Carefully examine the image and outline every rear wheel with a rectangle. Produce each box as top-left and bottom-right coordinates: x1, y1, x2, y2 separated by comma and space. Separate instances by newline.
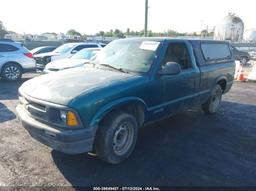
202, 85, 222, 114
95, 111, 138, 164
1, 63, 22, 81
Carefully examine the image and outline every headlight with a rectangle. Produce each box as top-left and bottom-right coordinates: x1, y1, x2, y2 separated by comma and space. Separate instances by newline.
60, 110, 67, 123
59, 110, 79, 127
45, 56, 51, 63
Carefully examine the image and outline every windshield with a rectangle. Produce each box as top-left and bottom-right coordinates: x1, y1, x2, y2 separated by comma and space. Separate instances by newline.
72, 49, 99, 59
93, 39, 159, 73
53, 43, 76, 54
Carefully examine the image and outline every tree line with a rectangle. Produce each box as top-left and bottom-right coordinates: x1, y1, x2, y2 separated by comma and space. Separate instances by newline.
0, 20, 213, 39
0, 21, 7, 38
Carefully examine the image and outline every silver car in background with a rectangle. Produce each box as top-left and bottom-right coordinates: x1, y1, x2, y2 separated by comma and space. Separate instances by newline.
0, 39, 35, 81
44, 48, 101, 73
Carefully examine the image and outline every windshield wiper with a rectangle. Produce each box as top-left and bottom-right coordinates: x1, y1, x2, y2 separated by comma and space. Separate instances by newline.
98, 64, 128, 73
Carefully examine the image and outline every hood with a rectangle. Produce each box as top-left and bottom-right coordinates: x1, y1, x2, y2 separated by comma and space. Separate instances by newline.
34, 51, 60, 58
46, 58, 88, 70
19, 67, 136, 105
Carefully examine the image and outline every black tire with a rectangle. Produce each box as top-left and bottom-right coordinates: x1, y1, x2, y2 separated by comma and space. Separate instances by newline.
202, 84, 222, 115
95, 111, 138, 164
1, 63, 22, 82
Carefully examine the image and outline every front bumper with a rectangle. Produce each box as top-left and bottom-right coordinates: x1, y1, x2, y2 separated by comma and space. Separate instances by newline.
21, 59, 36, 72
16, 104, 96, 154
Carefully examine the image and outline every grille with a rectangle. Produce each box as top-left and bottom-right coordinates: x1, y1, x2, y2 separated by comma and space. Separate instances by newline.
35, 56, 51, 65
19, 94, 63, 126
34, 57, 45, 64
20, 95, 48, 121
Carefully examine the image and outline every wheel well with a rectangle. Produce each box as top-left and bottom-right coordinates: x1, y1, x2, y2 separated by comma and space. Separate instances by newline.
100, 103, 145, 127
217, 79, 226, 92
1, 62, 23, 73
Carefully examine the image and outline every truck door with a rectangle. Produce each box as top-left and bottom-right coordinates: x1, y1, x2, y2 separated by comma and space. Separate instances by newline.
156, 42, 200, 115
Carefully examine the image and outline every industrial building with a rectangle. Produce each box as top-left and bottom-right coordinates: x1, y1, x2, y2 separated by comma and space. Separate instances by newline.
214, 13, 244, 42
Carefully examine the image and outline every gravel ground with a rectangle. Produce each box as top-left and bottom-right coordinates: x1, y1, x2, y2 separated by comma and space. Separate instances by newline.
0, 74, 256, 187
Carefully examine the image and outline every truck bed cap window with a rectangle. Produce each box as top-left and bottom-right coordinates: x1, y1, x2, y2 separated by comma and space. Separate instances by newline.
201, 43, 231, 61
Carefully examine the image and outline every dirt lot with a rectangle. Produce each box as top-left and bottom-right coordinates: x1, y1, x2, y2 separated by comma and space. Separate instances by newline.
0, 74, 256, 187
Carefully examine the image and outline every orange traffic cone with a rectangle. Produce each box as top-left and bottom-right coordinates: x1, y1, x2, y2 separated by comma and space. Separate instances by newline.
236, 65, 246, 82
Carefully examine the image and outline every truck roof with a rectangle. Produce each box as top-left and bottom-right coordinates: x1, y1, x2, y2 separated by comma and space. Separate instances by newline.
116, 37, 233, 67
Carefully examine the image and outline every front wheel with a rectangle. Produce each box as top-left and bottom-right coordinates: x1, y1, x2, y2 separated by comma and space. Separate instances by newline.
1, 63, 22, 81
202, 85, 222, 115
95, 111, 138, 164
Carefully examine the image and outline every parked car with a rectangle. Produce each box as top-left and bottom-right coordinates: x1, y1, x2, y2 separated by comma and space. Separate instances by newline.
230, 45, 250, 64
248, 51, 256, 60
34, 43, 104, 70
43, 48, 101, 73
0, 40, 35, 81
17, 38, 235, 164
31, 46, 57, 55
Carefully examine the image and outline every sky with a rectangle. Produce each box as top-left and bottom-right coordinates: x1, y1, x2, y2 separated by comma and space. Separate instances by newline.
0, 0, 255, 35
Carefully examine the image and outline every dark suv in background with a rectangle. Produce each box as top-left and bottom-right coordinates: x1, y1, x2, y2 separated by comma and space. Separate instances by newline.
230, 45, 250, 65
31, 46, 57, 56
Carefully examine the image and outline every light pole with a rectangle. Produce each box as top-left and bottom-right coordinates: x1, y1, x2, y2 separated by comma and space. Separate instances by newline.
144, 0, 148, 37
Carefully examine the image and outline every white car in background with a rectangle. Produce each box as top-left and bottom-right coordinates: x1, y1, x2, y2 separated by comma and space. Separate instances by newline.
248, 64, 256, 81
34, 42, 105, 70
43, 48, 101, 73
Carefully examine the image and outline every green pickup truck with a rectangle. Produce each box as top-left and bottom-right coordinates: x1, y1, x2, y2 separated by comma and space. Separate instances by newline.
17, 38, 235, 164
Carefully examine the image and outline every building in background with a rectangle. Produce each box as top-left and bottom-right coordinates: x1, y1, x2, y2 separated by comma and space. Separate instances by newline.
4, 32, 25, 41
41, 33, 58, 41
214, 13, 244, 42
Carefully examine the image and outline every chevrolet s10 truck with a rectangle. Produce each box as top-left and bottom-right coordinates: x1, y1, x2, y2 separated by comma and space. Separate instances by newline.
17, 38, 235, 164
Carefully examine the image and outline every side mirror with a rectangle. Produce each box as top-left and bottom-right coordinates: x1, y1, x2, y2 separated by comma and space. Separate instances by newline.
71, 50, 78, 54
158, 62, 181, 75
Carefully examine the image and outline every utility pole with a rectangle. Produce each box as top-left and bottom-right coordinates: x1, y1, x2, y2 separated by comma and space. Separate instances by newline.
144, 0, 148, 37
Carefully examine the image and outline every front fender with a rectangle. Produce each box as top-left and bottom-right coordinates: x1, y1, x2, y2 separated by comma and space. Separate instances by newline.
90, 97, 148, 127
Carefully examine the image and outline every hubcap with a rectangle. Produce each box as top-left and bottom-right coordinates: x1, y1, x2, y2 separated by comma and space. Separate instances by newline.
113, 122, 134, 156
4, 66, 20, 80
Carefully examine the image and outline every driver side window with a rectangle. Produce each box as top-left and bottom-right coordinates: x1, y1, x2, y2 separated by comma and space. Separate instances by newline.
162, 43, 192, 70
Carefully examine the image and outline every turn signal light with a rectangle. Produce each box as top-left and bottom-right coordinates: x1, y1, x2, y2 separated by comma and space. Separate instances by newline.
67, 111, 79, 127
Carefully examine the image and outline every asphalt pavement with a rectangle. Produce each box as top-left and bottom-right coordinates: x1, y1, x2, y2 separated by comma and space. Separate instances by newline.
0, 75, 256, 187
